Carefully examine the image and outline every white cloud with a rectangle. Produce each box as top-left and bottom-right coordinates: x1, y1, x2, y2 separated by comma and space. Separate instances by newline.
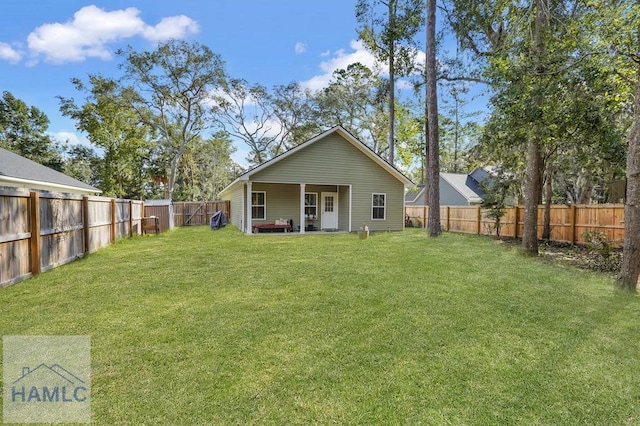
245, 119, 283, 139
294, 42, 307, 54
0, 42, 22, 64
300, 40, 380, 92
50, 131, 91, 147
143, 15, 199, 42
26, 5, 198, 64
301, 41, 430, 93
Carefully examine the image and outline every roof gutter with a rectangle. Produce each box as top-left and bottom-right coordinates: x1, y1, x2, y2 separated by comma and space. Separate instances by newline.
0, 176, 102, 195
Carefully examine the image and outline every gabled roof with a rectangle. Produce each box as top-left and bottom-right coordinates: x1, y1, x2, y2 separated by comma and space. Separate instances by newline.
405, 185, 425, 203
220, 126, 413, 195
440, 172, 484, 204
0, 147, 100, 194
406, 172, 485, 206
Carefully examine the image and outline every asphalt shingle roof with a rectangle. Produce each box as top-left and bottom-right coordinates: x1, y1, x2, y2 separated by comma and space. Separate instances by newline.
440, 172, 484, 203
0, 147, 99, 193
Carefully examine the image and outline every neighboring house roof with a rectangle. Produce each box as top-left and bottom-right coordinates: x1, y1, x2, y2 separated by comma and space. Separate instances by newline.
469, 166, 493, 183
407, 171, 486, 206
0, 147, 100, 195
440, 172, 484, 204
220, 126, 413, 196
404, 185, 425, 204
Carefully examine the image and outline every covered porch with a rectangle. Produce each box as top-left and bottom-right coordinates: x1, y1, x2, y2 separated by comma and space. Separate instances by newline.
241, 182, 352, 234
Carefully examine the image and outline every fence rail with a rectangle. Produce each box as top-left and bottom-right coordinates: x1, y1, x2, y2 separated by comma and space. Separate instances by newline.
1, 191, 232, 288
0, 188, 143, 287
173, 201, 230, 227
405, 204, 625, 246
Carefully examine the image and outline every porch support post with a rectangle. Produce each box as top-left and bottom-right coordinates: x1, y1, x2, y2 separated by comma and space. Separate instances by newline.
348, 185, 353, 232
246, 181, 253, 234
299, 183, 306, 234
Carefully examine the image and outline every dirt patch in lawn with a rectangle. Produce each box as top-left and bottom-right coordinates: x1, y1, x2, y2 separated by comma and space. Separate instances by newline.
497, 238, 623, 276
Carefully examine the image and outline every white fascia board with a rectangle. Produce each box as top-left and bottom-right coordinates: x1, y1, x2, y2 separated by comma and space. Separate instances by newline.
0, 176, 101, 195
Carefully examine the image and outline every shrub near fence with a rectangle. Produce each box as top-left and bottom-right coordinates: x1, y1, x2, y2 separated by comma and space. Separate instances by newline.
0, 187, 143, 287
406, 204, 625, 246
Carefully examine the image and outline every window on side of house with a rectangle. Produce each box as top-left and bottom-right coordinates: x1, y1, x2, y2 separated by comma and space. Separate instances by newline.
252, 191, 266, 220
305, 193, 318, 219
372, 193, 386, 220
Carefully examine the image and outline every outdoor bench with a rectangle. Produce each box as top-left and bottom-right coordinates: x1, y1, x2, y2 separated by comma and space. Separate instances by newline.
252, 223, 292, 233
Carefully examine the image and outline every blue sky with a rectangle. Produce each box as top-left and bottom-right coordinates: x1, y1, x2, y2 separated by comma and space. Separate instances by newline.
0, 1, 485, 165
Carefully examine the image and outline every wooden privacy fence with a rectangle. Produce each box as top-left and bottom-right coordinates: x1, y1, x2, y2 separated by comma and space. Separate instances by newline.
173, 201, 230, 227
1, 192, 232, 287
0, 188, 143, 287
406, 204, 625, 246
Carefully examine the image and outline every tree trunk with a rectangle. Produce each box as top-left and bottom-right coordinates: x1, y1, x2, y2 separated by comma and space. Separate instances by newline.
522, 138, 542, 253
617, 66, 640, 291
522, 0, 548, 255
576, 168, 593, 204
425, 0, 441, 237
388, 0, 395, 165
168, 155, 179, 200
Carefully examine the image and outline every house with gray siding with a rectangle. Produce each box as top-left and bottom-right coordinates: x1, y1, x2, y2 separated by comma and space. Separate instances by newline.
405, 170, 486, 207
219, 126, 413, 234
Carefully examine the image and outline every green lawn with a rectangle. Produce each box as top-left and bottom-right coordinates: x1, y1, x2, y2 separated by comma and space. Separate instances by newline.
2, 226, 640, 425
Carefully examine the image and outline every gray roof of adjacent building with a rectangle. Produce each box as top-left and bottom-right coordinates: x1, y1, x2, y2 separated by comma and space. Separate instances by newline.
406, 171, 486, 206
0, 147, 100, 194
440, 172, 484, 204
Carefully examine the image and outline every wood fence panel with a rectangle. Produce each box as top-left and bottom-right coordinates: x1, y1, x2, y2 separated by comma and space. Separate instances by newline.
115, 199, 131, 239
0, 189, 31, 285
86, 197, 113, 253
405, 206, 426, 227
173, 205, 183, 227
39, 194, 83, 234
174, 202, 200, 226
0, 189, 29, 237
131, 201, 143, 235
574, 205, 625, 245
206, 201, 230, 225
143, 205, 172, 232
410, 204, 626, 247
447, 206, 480, 234
38, 194, 85, 272
0, 239, 30, 286
545, 206, 567, 242
0, 188, 146, 287
173, 201, 230, 227
496, 207, 517, 238
40, 230, 84, 272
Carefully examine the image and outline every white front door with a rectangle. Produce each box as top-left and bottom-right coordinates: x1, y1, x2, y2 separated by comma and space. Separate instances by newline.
321, 192, 338, 230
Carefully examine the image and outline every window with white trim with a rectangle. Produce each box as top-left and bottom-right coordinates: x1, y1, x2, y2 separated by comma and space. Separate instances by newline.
251, 191, 266, 220
372, 193, 386, 220
305, 193, 318, 219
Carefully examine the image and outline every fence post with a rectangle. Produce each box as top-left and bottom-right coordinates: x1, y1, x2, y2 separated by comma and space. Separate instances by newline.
513, 206, 519, 239
129, 200, 133, 237
29, 191, 41, 276
423, 206, 427, 228
477, 206, 482, 235
111, 199, 117, 243
570, 204, 577, 244
83, 196, 90, 254
446, 206, 450, 231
